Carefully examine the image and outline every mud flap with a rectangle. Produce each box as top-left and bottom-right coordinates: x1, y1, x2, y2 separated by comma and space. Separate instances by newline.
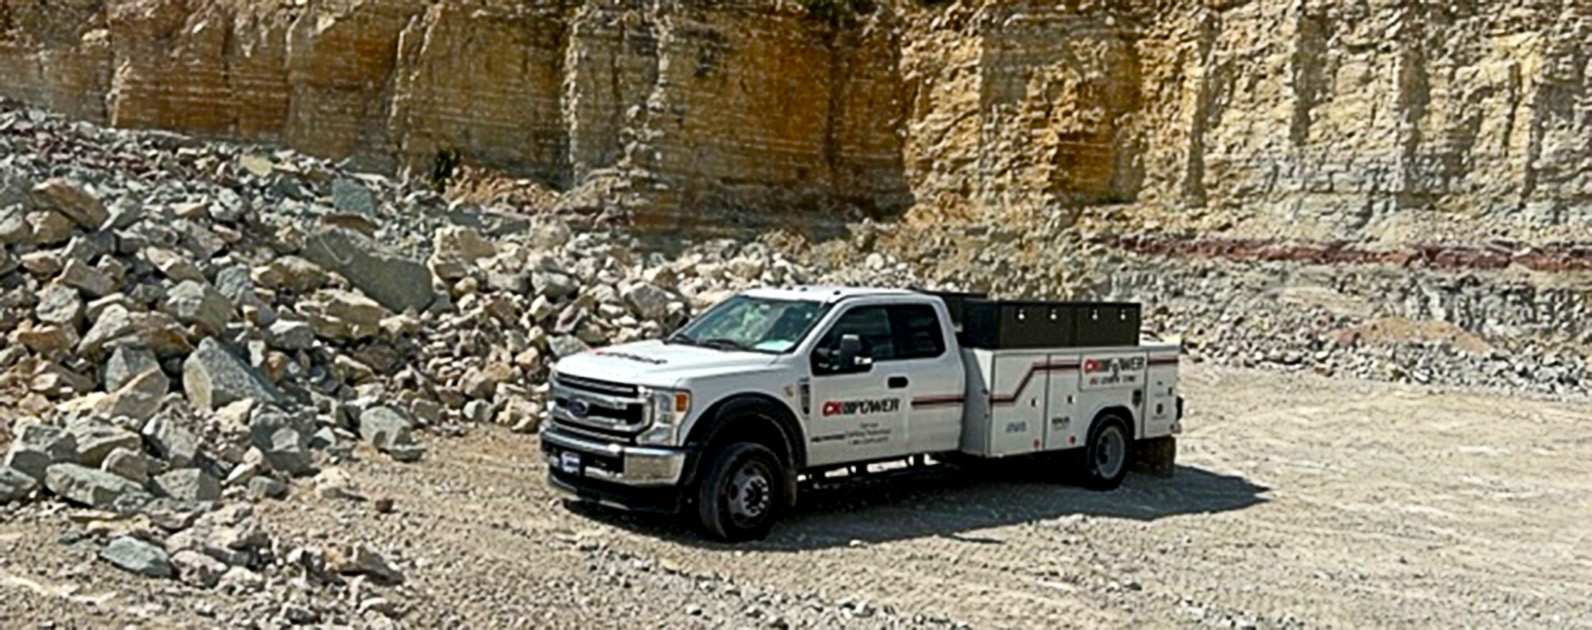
1129, 436, 1176, 477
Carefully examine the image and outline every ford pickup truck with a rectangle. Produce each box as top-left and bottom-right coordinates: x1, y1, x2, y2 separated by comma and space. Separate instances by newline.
541, 286, 1182, 541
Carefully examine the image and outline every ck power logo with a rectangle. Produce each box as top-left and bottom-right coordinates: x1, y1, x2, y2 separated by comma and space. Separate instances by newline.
821, 398, 901, 417
1082, 355, 1146, 390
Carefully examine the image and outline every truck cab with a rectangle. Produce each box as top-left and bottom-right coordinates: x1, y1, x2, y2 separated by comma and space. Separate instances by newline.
541, 286, 1180, 541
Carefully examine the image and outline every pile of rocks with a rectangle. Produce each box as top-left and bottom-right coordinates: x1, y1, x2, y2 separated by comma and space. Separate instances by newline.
0, 100, 860, 520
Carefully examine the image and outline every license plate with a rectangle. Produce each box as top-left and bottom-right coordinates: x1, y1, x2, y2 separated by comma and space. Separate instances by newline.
559, 451, 581, 475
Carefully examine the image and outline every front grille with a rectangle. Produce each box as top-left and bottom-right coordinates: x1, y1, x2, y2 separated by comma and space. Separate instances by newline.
550, 371, 648, 435
552, 396, 645, 424
549, 418, 637, 444
554, 373, 639, 397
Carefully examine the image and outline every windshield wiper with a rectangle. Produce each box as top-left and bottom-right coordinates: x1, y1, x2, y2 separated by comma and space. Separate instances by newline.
663, 333, 695, 346
698, 338, 749, 352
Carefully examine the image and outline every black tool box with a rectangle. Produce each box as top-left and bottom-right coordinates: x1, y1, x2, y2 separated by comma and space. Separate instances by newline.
919, 297, 1136, 350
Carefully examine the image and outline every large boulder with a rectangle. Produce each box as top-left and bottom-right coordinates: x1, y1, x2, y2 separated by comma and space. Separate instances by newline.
152, 469, 220, 503
100, 536, 173, 579
81, 307, 193, 358
3, 423, 76, 483
622, 282, 674, 321
141, 413, 199, 467
249, 408, 315, 476
29, 179, 108, 229
264, 320, 314, 350
357, 406, 413, 450
27, 210, 74, 245
0, 468, 37, 503
15, 323, 78, 356
429, 226, 497, 280
182, 338, 281, 410
67, 420, 142, 467
0, 205, 32, 245
104, 345, 159, 392
28, 361, 94, 396
145, 247, 203, 282
251, 256, 329, 294
35, 283, 83, 328
79, 305, 134, 356
296, 290, 387, 341
101, 448, 149, 483
93, 368, 168, 423
59, 259, 114, 297
460, 363, 515, 400
302, 227, 433, 313
213, 265, 254, 303
331, 178, 376, 215
358, 406, 424, 462
162, 281, 233, 335
45, 463, 150, 509
172, 549, 227, 588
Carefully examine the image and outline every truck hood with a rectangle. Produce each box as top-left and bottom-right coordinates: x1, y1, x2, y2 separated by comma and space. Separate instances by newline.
552, 340, 777, 388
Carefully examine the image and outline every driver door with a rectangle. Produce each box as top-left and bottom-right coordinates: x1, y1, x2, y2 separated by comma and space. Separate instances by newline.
805, 304, 909, 466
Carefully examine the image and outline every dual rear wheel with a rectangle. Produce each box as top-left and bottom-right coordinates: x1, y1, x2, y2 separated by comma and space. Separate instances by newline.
1080, 414, 1131, 490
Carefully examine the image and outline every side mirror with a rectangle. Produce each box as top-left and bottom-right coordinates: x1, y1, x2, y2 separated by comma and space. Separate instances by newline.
837, 334, 871, 371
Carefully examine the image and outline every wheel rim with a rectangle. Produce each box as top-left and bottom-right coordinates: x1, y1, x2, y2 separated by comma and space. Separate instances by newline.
724, 459, 773, 527
1093, 424, 1126, 479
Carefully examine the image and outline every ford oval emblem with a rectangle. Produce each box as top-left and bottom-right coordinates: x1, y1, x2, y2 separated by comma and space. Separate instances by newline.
569, 399, 591, 418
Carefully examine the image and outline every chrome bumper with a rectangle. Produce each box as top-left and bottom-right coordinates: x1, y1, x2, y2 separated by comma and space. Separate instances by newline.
540, 428, 687, 487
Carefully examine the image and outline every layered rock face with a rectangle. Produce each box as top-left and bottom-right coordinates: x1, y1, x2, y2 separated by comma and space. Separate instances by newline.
2, 0, 1590, 235
0, 0, 909, 226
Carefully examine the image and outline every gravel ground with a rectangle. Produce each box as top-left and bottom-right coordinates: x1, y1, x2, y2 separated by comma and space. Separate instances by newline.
4, 363, 1590, 629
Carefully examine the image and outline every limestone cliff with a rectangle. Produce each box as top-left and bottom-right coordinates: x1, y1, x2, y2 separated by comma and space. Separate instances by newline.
2, 0, 1590, 236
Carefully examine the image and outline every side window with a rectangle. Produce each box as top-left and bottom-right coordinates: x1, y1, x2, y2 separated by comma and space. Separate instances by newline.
814, 306, 895, 363
889, 305, 945, 359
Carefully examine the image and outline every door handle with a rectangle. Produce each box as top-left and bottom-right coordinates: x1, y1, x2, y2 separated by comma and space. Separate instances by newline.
887, 376, 909, 389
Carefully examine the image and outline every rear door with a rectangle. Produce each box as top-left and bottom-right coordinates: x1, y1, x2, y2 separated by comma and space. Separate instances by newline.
805, 304, 909, 466
889, 303, 964, 454
1043, 352, 1082, 450
987, 351, 1047, 457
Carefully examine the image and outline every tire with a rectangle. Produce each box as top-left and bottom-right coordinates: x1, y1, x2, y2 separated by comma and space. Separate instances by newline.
1080, 415, 1131, 490
695, 442, 785, 542
1129, 436, 1177, 477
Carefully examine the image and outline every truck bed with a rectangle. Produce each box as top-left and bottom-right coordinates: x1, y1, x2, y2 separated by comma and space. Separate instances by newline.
960, 341, 1181, 458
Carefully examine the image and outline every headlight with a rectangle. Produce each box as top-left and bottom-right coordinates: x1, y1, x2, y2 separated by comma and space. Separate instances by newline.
636, 387, 690, 446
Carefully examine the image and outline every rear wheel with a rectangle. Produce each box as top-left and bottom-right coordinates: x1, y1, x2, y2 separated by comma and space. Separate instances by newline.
695, 442, 784, 542
1080, 415, 1130, 490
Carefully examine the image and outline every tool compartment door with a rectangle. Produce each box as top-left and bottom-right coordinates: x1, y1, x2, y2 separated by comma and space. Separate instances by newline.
1077, 351, 1149, 436
1143, 348, 1179, 438
1042, 353, 1082, 451
986, 352, 1046, 457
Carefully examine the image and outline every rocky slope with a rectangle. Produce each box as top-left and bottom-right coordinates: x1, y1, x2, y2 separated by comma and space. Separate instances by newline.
3, 0, 1590, 236
0, 97, 920, 618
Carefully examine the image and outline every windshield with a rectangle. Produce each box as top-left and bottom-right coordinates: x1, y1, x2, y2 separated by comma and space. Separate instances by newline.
667, 295, 829, 354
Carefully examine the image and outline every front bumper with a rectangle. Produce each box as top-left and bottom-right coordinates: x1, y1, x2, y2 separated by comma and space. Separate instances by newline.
540, 426, 694, 513
546, 469, 685, 514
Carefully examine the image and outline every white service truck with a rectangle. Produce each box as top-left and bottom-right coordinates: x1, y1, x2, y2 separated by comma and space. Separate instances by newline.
540, 287, 1184, 541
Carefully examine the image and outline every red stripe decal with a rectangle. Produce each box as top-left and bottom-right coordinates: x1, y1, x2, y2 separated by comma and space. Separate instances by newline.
911, 394, 966, 408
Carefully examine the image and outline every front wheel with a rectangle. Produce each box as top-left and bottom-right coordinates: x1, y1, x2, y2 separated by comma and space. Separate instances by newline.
1080, 416, 1131, 490
695, 442, 784, 542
